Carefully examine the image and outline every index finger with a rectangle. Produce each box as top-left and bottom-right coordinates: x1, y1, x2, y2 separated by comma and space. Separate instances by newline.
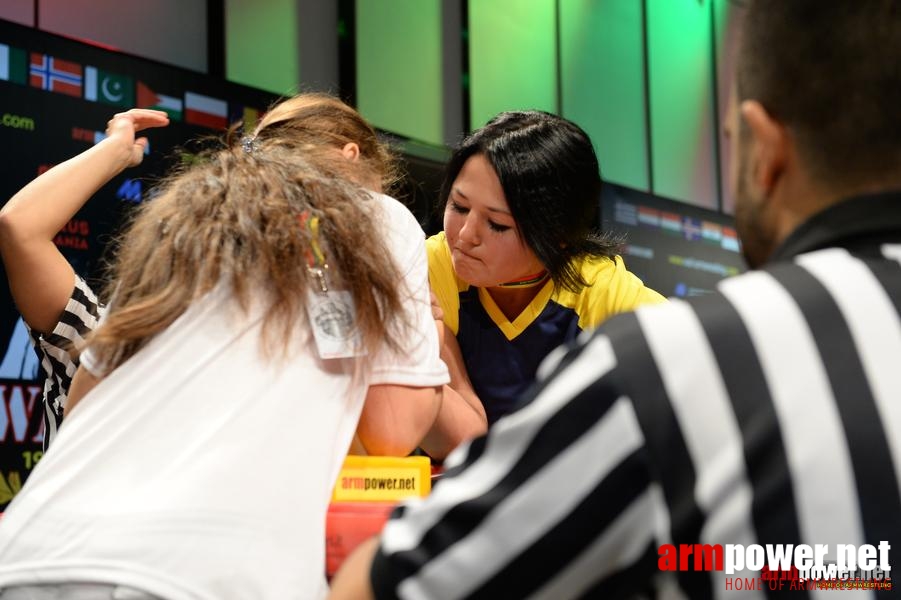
112, 108, 171, 131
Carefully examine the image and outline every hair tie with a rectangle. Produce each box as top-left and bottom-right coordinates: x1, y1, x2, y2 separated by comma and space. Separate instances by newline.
241, 135, 259, 154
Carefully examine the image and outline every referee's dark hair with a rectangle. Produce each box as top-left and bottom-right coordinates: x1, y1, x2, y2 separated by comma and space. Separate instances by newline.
438, 111, 621, 294
737, 0, 901, 190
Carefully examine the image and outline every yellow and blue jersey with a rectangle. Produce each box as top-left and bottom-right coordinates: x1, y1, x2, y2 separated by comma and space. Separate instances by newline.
427, 232, 666, 424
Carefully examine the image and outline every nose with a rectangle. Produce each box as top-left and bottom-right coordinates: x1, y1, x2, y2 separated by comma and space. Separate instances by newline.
457, 212, 480, 246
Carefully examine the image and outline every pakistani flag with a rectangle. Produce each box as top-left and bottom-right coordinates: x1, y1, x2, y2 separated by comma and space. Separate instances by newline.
84, 66, 134, 107
0, 43, 27, 84
137, 81, 183, 121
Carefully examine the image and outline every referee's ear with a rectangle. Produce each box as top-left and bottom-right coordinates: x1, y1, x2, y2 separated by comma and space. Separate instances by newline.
740, 100, 789, 197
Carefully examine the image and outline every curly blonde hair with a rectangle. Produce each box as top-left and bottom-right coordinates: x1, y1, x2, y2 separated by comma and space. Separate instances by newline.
87, 97, 409, 372
252, 92, 399, 194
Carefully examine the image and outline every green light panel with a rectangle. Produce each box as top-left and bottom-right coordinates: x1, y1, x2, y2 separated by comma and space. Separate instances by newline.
647, 0, 718, 208
468, 0, 557, 130
560, 0, 648, 191
225, 0, 299, 96
714, 0, 743, 215
356, 0, 443, 146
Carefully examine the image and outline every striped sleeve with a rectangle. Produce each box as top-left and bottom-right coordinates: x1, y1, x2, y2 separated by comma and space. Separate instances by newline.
28, 275, 103, 448
370, 328, 660, 599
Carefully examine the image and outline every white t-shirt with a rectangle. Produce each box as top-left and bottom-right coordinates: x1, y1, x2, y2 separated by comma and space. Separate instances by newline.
0, 193, 449, 600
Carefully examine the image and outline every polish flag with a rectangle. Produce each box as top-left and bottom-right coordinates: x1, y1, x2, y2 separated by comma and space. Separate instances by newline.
185, 91, 227, 130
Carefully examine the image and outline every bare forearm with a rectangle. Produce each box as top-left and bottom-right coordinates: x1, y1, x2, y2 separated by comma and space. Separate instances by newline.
419, 327, 487, 459
0, 139, 130, 331
0, 109, 168, 333
328, 537, 378, 600
419, 383, 486, 460
358, 384, 442, 456
0, 136, 132, 246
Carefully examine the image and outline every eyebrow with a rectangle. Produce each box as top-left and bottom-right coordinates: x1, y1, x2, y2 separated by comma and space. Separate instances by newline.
452, 187, 512, 216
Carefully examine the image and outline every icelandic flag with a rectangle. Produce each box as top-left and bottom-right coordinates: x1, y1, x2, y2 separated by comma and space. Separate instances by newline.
682, 217, 702, 241
29, 53, 82, 97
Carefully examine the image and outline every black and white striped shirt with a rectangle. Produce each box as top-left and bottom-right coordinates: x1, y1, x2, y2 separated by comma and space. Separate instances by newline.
370, 191, 901, 599
27, 275, 103, 448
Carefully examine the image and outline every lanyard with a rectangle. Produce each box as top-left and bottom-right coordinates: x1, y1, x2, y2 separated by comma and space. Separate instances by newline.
299, 210, 329, 293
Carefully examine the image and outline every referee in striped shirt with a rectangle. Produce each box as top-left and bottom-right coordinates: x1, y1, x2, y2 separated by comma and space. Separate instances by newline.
331, 1, 901, 598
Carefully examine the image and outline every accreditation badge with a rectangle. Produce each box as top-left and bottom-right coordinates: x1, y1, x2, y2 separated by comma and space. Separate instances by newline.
306, 289, 365, 359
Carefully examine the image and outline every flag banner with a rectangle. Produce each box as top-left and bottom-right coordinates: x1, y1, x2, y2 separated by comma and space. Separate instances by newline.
0, 44, 27, 84
701, 221, 723, 244
84, 66, 134, 107
613, 200, 638, 226
29, 53, 82, 97
660, 212, 682, 234
184, 91, 227, 129
137, 81, 183, 121
682, 217, 702, 242
721, 227, 740, 252
228, 103, 262, 131
638, 206, 661, 228
243, 106, 261, 130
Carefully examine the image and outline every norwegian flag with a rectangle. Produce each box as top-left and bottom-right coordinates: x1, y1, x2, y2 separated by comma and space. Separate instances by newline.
29, 53, 82, 97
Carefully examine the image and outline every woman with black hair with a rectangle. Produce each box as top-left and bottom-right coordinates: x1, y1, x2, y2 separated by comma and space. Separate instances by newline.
421, 111, 665, 459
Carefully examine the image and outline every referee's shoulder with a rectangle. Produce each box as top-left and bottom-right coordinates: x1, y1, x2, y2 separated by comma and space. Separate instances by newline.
584, 267, 772, 369
592, 249, 882, 369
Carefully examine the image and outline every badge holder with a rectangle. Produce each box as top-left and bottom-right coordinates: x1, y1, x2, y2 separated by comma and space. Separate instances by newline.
300, 212, 364, 359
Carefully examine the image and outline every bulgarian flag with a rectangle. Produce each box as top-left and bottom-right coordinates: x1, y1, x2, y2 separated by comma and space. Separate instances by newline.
637, 206, 660, 227
137, 81, 183, 121
660, 212, 682, 234
185, 91, 227, 130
